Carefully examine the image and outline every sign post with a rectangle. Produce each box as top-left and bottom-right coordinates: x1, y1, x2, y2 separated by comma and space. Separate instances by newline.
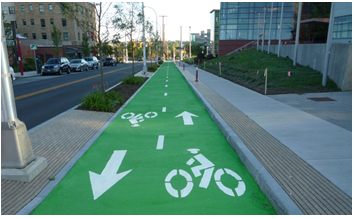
30, 44, 37, 73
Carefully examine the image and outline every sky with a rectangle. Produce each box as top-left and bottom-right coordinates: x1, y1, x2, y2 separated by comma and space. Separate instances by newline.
142, 0, 221, 42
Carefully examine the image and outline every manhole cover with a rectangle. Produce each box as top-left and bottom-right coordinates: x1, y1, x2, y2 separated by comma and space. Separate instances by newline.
307, 97, 336, 102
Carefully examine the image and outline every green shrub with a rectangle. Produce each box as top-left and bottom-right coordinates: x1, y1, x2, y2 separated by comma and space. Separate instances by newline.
148, 66, 156, 72
23, 57, 36, 71
147, 64, 160, 72
81, 91, 124, 112
122, 76, 144, 85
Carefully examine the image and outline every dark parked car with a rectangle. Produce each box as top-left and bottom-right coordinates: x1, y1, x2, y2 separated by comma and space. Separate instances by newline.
42, 57, 71, 75
83, 56, 99, 69
70, 59, 89, 72
103, 57, 117, 66
138, 56, 143, 61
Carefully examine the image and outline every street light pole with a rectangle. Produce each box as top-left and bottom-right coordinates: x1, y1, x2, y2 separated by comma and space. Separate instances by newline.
189, 26, 191, 58
142, 2, 147, 74
262, 6, 266, 51
277, 2, 284, 57
293, 2, 302, 66
1, 22, 47, 182
267, 2, 273, 54
145, 5, 159, 64
322, 2, 335, 86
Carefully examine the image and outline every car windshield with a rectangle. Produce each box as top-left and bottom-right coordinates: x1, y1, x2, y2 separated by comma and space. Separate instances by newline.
105, 58, 112, 61
70, 60, 81, 63
84, 57, 93, 61
47, 59, 60, 64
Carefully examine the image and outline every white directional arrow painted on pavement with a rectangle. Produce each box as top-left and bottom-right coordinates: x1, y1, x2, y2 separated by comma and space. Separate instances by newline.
175, 111, 198, 125
89, 150, 132, 200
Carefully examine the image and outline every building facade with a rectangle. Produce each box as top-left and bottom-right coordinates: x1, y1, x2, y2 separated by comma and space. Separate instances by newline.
2, 2, 97, 64
210, 9, 220, 57
219, 2, 296, 56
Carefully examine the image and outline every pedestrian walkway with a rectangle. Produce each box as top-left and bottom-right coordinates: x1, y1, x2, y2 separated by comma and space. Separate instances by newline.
179, 63, 352, 215
15, 71, 39, 78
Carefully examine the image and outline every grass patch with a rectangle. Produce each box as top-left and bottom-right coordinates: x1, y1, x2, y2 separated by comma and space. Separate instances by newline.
199, 48, 341, 94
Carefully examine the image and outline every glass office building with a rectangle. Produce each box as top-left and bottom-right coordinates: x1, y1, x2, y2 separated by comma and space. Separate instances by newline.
219, 2, 297, 55
220, 2, 296, 41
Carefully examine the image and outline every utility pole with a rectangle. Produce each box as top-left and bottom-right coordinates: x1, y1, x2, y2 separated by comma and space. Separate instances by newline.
159, 15, 167, 60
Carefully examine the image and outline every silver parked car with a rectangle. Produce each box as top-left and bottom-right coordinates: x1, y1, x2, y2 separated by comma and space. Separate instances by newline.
70, 59, 89, 72
83, 56, 99, 69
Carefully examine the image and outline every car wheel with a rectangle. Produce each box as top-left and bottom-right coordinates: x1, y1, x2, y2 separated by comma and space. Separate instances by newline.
67, 68, 71, 74
86, 66, 89, 71
80, 67, 83, 72
58, 69, 62, 75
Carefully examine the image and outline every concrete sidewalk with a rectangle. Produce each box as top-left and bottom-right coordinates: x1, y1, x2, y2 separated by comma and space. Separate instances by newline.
14, 71, 40, 79
178, 63, 351, 214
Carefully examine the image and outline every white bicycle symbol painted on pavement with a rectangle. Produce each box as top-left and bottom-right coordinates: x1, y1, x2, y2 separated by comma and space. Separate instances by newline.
165, 149, 246, 198
121, 112, 158, 127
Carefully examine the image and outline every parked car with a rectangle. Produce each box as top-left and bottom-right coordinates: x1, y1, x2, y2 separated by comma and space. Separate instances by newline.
83, 56, 99, 69
138, 56, 143, 61
70, 59, 89, 72
42, 57, 71, 75
103, 57, 117, 66
9, 66, 16, 81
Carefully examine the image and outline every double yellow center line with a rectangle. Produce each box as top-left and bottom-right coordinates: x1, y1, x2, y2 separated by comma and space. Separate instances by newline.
15, 67, 130, 101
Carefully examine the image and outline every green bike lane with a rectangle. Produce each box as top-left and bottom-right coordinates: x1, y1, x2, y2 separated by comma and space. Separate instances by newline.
31, 62, 276, 215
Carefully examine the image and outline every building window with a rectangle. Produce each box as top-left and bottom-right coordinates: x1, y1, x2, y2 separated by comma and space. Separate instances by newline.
29, 4, 33, 11
40, 19, 45, 27
31, 19, 35, 25
22, 20, 27, 26
333, 15, 352, 39
62, 18, 67, 27
2, 7, 8, 15
24, 33, 28, 38
9, 6, 15, 14
39, 4, 44, 13
78, 33, 80, 40
21, 5, 25, 12
63, 32, 68, 41
50, 18, 54, 25
32, 33, 36, 39
42, 33, 47, 39
49, 4, 53, 11
80, 6, 83, 14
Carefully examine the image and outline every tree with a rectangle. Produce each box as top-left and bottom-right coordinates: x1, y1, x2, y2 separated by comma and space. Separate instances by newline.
51, 24, 62, 57
59, 2, 112, 98
112, 2, 153, 76
81, 35, 90, 57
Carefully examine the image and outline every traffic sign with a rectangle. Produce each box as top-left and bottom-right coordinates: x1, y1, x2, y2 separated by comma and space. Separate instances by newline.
30, 44, 37, 50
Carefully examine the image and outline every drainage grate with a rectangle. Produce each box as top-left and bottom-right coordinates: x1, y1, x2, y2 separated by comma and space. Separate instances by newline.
307, 97, 336, 102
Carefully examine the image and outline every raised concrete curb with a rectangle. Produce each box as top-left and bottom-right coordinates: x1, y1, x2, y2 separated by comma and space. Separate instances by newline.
177, 64, 303, 215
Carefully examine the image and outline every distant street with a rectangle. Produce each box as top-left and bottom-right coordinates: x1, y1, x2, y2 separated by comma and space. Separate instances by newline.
13, 62, 150, 130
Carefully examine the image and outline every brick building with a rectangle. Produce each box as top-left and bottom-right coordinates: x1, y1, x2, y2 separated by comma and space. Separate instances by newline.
2, 2, 97, 64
